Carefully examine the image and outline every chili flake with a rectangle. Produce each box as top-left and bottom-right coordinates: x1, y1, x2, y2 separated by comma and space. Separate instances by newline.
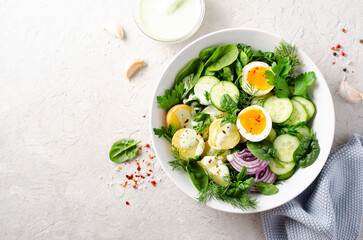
123, 181, 128, 187
332, 62, 336, 65
341, 52, 345, 56
336, 44, 341, 49
146, 162, 151, 166
149, 169, 153, 172
145, 144, 150, 148
208, 159, 212, 163
126, 174, 134, 180
143, 115, 146, 118
342, 28, 346, 33
331, 47, 336, 50
222, 130, 226, 134
126, 201, 130, 205
147, 173, 151, 176
151, 181, 156, 187
133, 185, 137, 189
137, 165, 141, 171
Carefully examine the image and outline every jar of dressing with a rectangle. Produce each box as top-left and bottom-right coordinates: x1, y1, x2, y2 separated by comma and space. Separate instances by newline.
132, 0, 205, 43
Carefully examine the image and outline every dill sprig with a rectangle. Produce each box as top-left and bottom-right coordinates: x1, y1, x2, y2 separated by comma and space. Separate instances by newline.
198, 180, 258, 210
274, 40, 302, 74
169, 145, 187, 171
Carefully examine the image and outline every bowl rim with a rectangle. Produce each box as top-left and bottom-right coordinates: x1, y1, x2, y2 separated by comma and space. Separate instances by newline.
149, 28, 335, 213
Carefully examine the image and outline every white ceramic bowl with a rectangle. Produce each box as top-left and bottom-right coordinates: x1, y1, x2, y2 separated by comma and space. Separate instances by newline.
150, 28, 335, 213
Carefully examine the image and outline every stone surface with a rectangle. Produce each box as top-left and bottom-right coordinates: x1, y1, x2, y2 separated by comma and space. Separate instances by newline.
0, 0, 362, 239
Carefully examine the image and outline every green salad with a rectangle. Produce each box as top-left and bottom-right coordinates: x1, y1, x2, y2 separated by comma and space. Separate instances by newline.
154, 41, 320, 210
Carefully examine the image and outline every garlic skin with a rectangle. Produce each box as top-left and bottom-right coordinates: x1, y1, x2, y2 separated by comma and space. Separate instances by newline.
339, 75, 363, 103
125, 59, 145, 80
103, 22, 124, 39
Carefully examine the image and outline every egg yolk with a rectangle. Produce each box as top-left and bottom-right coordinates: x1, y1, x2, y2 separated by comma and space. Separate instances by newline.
239, 108, 266, 135
247, 67, 273, 91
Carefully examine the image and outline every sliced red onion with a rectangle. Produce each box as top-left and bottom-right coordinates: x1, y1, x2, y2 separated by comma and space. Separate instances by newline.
228, 149, 269, 174
249, 165, 277, 192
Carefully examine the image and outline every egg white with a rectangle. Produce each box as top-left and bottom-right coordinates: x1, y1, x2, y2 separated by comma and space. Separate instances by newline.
242, 61, 273, 96
236, 105, 272, 142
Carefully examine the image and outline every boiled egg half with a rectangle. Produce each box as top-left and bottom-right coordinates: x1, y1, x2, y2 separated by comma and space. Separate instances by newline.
236, 105, 272, 142
242, 61, 274, 96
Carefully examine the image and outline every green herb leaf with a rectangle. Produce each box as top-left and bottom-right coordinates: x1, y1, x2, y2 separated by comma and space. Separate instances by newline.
255, 182, 279, 195
234, 59, 243, 77
187, 162, 208, 191
153, 124, 176, 142
205, 44, 239, 71
109, 138, 141, 163
294, 72, 316, 96
274, 122, 306, 137
293, 135, 320, 167
274, 40, 302, 74
265, 58, 291, 98
236, 166, 247, 181
169, 145, 188, 170
193, 112, 212, 133
157, 81, 185, 110
199, 46, 217, 62
220, 94, 238, 113
219, 66, 234, 82
246, 140, 277, 161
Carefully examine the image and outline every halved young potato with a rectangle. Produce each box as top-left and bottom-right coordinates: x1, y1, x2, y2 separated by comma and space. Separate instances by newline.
198, 157, 229, 186
172, 128, 205, 161
208, 119, 240, 150
166, 104, 196, 130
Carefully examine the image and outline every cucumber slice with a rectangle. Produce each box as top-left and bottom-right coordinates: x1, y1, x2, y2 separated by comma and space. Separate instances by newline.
296, 126, 311, 140
263, 96, 293, 123
266, 128, 277, 142
292, 96, 315, 120
273, 134, 300, 163
250, 93, 273, 107
194, 76, 220, 105
269, 160, 295, 175
210, 81, 240, 110
284, 100, 308, 125
277, 167, 296, 180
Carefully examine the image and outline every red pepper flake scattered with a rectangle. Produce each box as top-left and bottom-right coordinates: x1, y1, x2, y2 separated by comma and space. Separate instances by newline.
137, 165, 141, 171
332, 62, 336, 65
133, 185, 137, 189
143, 115, 146, 118
352, 71, 355, 73
140, 175, 145, 179
151, 181, 156, 187
139, 146, 143, 150
222, 130, 226, 134
136, 150, 140, 156
147, 173, 151, 176
133, 179, 138, 184
126, 201, 130, 205
208, 159, 212, 163
146, 162, 151, 166
341, 52, 345, 56
145, 144, 150, 148
126, 174, 134, 180
331, 47, 336, 50
342, 28, 346, 33
196, 138, 199, 143
123, 181, 128, 187
184, 119, 189, 123
216, 164, 219, 168
336, 44, 341, 49
149, 169, 153, 172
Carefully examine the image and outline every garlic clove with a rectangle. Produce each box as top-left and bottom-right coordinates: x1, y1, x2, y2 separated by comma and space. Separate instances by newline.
339, 75, 363, 103
103, 22, 124, 39
125, 59, 145, 80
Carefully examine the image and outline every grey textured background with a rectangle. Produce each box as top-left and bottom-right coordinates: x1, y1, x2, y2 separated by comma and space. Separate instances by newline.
0, 0, 362, 239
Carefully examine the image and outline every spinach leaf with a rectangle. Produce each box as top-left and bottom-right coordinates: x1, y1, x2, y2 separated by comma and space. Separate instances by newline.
294, 72, 316, 96
293, 135, 320, 167
205, 44, 239, 71
187, 162, 208, 191
219, 66, 234, 82
239, 51, 248, 66
265, 57, 292, 98
262, 52, 276, 64
193, 112, 212, 133
237, 44, 254, 64
199, 46, 217, 62
109, 138, 141, 163
246, 140, 277, 161
175, 58, 204, 98
255, 182, 279, 195
153, 124, 177, 142
234, 59, 243, 78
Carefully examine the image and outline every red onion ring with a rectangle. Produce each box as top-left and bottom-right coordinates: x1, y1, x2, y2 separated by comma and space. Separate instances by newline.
228, 149, 269, 174
249, 165, 277, 192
